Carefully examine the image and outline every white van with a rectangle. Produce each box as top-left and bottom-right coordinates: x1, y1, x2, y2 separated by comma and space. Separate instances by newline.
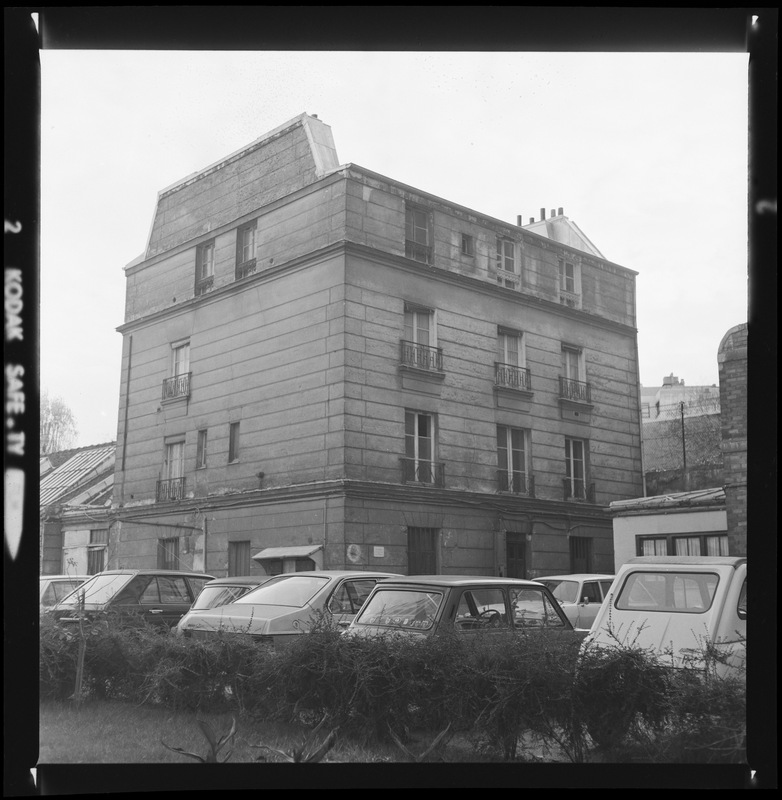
582, 556, 746, 677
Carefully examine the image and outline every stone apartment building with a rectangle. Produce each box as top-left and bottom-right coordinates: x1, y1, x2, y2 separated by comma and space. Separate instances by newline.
109, 113, 643, 580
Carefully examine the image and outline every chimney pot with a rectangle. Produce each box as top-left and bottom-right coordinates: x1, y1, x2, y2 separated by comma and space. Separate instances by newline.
540, 208, 546, 220
558, 207, 563, 216
550, 209, 555, 218
529, 217, 534, 224
517, 215, 522, 226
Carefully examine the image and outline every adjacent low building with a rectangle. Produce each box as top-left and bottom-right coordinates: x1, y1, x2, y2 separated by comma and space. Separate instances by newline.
109, 113, 644, 579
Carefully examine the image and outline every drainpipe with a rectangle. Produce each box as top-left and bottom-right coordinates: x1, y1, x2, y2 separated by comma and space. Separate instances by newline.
119, 335, 133, 503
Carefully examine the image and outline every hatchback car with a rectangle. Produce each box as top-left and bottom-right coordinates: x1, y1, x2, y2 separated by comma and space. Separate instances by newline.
537, 574, 615, 631
40, 574, 90, 612
51, 569, 215, 628
175, 575, 272, 633
177, 570, 400, 644
346, 575, 574, 638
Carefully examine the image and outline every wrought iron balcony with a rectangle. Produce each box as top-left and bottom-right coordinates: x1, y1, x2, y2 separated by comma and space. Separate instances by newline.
405, 240, 432, 264
157, 477, 186, 502
400, 340, 443, 372
495, 362, 532, 391
162, 372, 191, 401
401, 457, 445, 487
195, 275, 214, 296
497, 470, 535, 496
563, 478, 595, 502
236, 259, 257, 279
559, 376, 591, 403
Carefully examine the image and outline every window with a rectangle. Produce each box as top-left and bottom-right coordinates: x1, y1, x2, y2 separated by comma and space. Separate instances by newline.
455, 588, 508, 630
88, 529, 108, 575
236, 222, 257, 278
228, 540, 251, 577
408, 527, 438, 574
461, 233, 475, 257
616, 571, 719, 613
157, 537, 179, 570
403, 411, 442, 485
497, 426, 531, 494
196, 429, 208, 469
196, 241, 215, 294
560, 345, 590, 402
495, 328, 530, 390
510, 587, 567, 628
328, 578, 381, 615
564, 438, 590, 500
158, 439, 185, 501
401, 305, 442, 370
163, 341, 191, 400
496, 237, 516, 273
558, 257, 581, 307
405, 205, 432, 264
639, 534, 729, 557
228, 422, 241, 463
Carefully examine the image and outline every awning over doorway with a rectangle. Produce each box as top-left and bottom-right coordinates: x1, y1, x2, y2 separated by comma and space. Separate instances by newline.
252, 544, 323, 562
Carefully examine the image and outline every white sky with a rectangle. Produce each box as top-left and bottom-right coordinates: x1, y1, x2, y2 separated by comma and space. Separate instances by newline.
40, 50, 749, 447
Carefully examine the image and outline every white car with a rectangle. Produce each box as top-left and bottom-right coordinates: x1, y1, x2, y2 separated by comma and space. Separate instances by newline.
537, 574, 615, 631
40, 574, 90, 612
176, 570, 401, 644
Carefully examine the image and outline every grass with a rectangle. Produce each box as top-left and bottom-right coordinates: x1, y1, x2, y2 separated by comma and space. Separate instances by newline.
38, 700, 441, 764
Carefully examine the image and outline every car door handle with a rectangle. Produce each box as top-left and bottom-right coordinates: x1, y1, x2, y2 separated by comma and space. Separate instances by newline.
148, 608, 164, 614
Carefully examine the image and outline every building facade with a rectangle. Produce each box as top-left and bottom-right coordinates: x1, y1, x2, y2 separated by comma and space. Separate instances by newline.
110, 114, 643, 579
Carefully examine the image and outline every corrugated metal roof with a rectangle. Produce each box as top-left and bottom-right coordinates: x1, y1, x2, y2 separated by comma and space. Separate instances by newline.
39, 444, 116, 507
609, 487, 725, 515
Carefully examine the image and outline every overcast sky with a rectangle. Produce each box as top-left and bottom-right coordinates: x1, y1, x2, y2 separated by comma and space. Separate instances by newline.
40, 49, 749, 447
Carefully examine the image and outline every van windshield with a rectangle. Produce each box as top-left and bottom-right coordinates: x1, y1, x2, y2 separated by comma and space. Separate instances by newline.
56, 573, 134, 608
615, 571, 719, 613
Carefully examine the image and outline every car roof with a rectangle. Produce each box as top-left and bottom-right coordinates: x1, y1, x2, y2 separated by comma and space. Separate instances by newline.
265, 570, 402, 579
626, 556, 746, 568
87, 569, 216, 579
369, 575, 549, 588
40, 574, 89, 581
202, 576, 270, 587
538, 574, 615, 581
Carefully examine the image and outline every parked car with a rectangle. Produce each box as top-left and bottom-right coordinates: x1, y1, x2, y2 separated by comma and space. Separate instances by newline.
346, 575, 574, 638
40, 574, 90, 612
175, 575, 272, 631
537, 573, 615, 631
582, 556, 747, 677
51, 569, 215, 628
176, 570, 400, 644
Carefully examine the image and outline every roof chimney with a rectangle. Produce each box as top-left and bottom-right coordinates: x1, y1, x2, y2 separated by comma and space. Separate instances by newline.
558, 207, 563, 216
540, 208, 546, 221
550, 209, 555, 219
529, 217, 534, 224
517, 215, 522, 226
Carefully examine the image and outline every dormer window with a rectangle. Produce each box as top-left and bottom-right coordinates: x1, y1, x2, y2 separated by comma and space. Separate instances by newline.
195, 241, 215, 295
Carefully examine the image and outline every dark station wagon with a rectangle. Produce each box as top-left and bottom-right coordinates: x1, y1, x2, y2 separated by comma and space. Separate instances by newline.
347, 575, 575, 638
51, 569, 215, 628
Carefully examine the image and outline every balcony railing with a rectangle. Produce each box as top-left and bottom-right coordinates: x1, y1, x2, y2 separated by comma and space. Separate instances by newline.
563, 478, 595, 502
405, 240, 432, 265
497, 470, 535, 496
236, 259, 257, 279
400, 340, 443, 372
559, 376, 591, 403
195, 275, 214, 296
157, 477, 186, 502
401, 457, 445, 487
495, 363, 531, 391
162, 372, 191, 401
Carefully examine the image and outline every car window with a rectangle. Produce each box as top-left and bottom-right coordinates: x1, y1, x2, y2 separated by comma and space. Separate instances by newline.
599, 580, 613, 599
192, 585, 254, 611
42, 580, 84, 606
616, 571, 719, 613
57, 573, 134, 608
540, 580, 578, 604
328, 579, 379, 614
234, 575, 329, 608
582, 582, 602, 603
509, 587, 567, 628
139, 579, 161, 604
187, 576, 213, 600
353, 588, 443, 630
454, 588, 508, 630
157, 577, 190, 603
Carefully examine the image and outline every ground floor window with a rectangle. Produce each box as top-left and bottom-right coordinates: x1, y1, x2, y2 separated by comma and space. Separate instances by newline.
569, 536, 593, 573
228, 540, 251, 576
408, 527, 438, 574
157, 537, 179, 570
